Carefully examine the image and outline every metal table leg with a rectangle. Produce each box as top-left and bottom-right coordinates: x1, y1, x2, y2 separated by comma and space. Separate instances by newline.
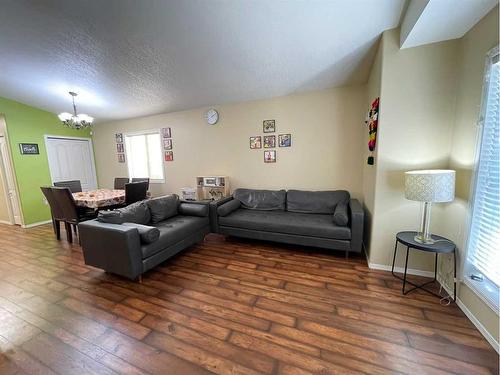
391, 239, 399, 277
402, 246, 410, 294
453, 249, 457, 302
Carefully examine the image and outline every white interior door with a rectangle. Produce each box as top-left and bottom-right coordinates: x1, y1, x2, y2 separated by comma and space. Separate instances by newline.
0, 136, 22, 225
45, 136, 98, 191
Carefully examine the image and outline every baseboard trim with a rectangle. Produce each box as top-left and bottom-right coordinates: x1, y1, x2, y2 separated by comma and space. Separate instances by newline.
367, 256, 499, 354
0, 220, 13, 225
367, 261, 435, 278
456, 297, 499, 354
22, 220, 52, 229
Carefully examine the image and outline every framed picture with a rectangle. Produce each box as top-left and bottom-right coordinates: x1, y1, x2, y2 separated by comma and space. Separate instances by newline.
163, 138, 173, 150
19, 143, 39, 155
263, 135, 276, 148
117, 153, 125, 163
278, 134, 291, 147
249, 136, 262, 149
115, 133, 123, 143
117, 143, 124, 153
263, 119, 276, 133
161, 127, 171, 138
264, 150, 276, 163
164, 151, 174, 161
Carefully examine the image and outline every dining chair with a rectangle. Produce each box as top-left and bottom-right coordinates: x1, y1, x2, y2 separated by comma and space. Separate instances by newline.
54, 180, 82, 193
51, 187, 96, 243
125, 181, 148, 205
114, 177, 129, 190
131, 177, 150, 190
40, 186, 64, 240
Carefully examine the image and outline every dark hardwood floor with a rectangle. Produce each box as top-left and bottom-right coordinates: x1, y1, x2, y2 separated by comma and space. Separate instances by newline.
0, 223, 497, 375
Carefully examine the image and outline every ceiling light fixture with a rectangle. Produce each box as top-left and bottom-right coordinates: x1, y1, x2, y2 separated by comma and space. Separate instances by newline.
58, 91, 94, 129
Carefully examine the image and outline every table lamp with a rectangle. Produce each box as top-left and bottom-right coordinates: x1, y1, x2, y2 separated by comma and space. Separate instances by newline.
404, 170, 455, 244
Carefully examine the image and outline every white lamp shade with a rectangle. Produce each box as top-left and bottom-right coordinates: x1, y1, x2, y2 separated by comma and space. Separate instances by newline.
405, 170, 455, 202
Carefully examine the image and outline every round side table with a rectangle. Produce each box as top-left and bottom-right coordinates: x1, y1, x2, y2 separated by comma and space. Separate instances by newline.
392, 231, 456, 301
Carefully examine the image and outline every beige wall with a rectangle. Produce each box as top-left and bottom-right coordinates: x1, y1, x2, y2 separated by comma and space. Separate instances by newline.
364, 7, 499, 347
93, 86, 366, 200
362, 38, 383, 252
440, 6, 499, 346
367, 28, 459, 270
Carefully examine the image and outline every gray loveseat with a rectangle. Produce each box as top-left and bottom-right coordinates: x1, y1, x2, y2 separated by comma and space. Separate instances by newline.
211, 189, 363, 258
79, 195, 210, 280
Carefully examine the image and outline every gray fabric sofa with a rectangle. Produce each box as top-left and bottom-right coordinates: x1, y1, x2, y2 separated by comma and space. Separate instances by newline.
79, 196, 210, 280
211, 189, 364, 258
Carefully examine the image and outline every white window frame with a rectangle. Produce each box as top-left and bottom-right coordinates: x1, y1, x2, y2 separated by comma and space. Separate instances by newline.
124, 129, 165, 184
463, 45, 499, 313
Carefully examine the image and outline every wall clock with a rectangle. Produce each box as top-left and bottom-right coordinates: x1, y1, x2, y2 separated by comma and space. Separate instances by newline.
205, 109, 219, 125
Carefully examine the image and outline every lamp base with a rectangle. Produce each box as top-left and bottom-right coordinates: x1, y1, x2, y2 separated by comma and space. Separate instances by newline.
415, 201, 434, 244
414, 234, 435, 245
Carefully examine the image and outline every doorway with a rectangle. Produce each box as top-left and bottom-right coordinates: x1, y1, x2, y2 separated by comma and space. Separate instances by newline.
44, 136, 98, 191
0, 135, 22, 225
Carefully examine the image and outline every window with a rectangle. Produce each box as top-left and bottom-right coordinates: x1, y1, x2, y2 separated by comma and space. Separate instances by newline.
464, 46, 499, 310
124, 131, 164, 182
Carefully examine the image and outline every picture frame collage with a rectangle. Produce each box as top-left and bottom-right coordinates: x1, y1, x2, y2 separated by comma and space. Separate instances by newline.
161, 127, 173, 162
250, 119, 292, 163
115, 133, 125, 163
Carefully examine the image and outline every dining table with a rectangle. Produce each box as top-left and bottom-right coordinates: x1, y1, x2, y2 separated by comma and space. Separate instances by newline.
72, 189, 126, 209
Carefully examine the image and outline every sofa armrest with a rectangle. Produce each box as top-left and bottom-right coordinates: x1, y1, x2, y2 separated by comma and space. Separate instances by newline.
79, 219, 143, 280
178, 202, 209, 217
349, 199, 364, 253
209, 196, 234, 232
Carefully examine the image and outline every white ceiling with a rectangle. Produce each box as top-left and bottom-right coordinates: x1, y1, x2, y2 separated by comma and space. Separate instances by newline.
400, 0, 498, 49
0, 0, 405, 123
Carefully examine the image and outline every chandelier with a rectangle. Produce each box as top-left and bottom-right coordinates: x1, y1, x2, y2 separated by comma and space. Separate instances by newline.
58, 92, 94, 129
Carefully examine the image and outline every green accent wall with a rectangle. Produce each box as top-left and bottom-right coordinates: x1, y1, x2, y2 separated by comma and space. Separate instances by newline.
0, 96, 91, 225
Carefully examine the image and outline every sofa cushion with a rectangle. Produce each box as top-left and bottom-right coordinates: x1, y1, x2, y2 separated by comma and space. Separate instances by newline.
120, 201, 151, 224
97, 201, 151, 225
333, 200, 349, 226
147, 195, 179, 223
219, 209, 350, 240
178, 202, 209, 217
286, 190, 350, 214
122, 223, 160, 244
97, 210, 123, 224
233, 188, 286, 210
141, 215, 209, 259
217, 199, 241, 216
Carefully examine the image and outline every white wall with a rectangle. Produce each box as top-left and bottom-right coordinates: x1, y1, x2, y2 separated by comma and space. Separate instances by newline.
0, 120, 12, 224
0, 161, 10, 223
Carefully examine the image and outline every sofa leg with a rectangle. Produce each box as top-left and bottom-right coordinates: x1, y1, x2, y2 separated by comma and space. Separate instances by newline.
137, 275, 142, 284
345, 250, 349, 259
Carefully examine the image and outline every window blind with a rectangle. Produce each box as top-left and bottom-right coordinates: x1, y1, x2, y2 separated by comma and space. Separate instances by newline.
466, 47, 500, 289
